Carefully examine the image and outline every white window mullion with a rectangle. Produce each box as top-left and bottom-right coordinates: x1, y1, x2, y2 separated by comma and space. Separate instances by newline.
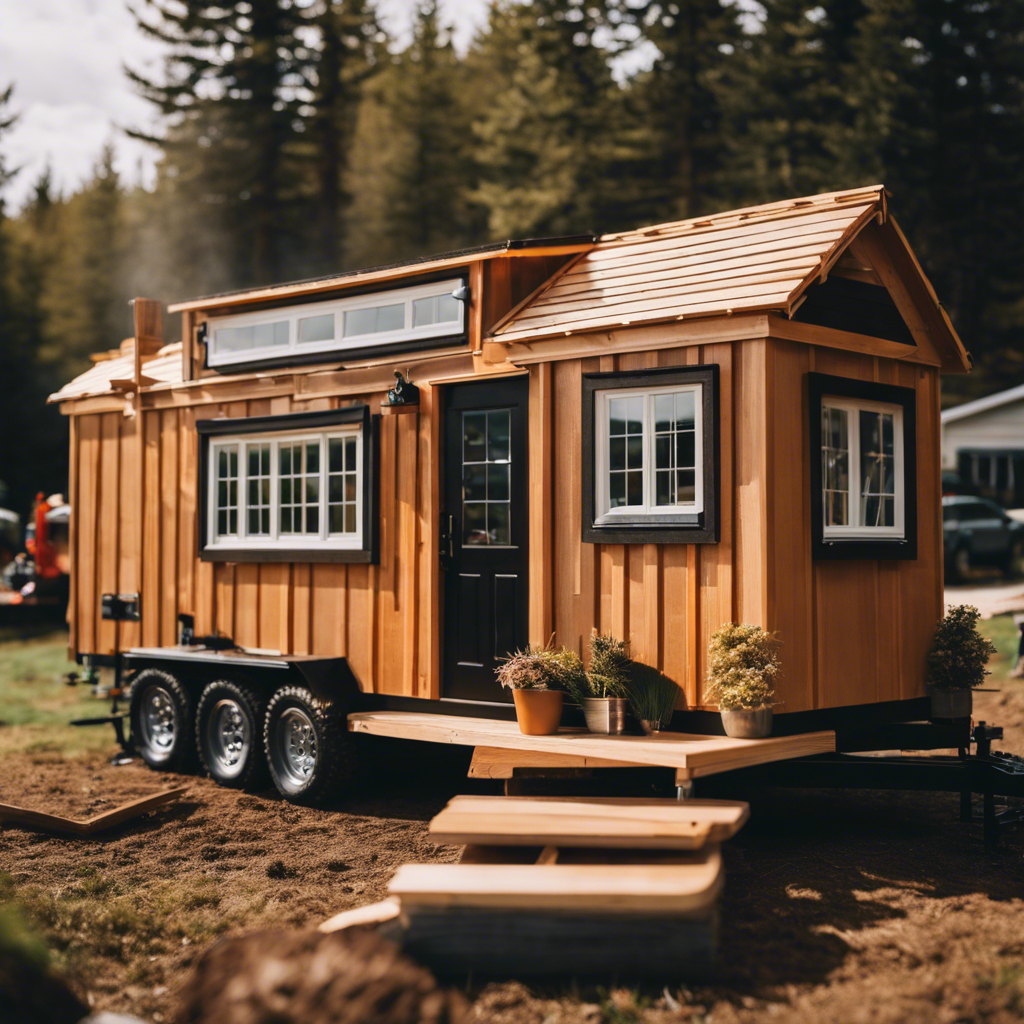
238, 444, 249, 541
270, 440, 280, 542
320, 436, 329, 542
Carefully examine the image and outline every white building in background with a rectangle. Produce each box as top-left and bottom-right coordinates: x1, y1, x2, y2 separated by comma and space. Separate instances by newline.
941, 383, 1024, 508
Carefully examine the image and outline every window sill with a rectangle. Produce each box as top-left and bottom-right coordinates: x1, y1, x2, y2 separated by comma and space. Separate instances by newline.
582, 521, 718, 545
199, 547, 376, 564
816, 537, 917, 561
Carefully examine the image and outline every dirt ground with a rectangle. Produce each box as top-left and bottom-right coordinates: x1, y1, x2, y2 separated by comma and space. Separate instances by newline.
2, 639, 1024, 1023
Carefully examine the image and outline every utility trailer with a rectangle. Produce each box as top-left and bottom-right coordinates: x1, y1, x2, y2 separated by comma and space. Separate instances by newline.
53, 185, 1021, 810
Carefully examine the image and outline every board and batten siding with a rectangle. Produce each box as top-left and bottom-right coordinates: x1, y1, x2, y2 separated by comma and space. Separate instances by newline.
529, 335, 941, 714
67, 385, 442, 700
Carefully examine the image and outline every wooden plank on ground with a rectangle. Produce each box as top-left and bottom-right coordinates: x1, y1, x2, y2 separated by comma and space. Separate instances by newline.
348, 710, 834, 779
0, 787, 186, 836
319, 898, 401, 935
389, 848, 722, 913
437, 795, 749, 843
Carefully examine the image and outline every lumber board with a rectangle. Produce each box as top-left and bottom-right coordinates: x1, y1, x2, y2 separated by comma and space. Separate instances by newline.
389, 848, 722, 913
319, 898, 401, 935
0, 787, 186, 836
347, 711, 834, 779
437, 795, 749, 843
429, 812, 712, 850
468, 745, 647, 778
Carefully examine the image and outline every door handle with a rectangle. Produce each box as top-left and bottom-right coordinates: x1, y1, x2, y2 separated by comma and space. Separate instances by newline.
441, 513, 456, 565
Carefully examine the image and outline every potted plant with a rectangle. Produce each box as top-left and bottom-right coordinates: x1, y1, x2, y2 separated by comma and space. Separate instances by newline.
626, 662, 683, 734
563, 633, 632, 734
497, 645, 567, 735
925, 604, 997, 720
704, 623, 780, 738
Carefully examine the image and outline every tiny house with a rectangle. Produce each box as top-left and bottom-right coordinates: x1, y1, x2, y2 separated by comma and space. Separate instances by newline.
51, 185, 970, 800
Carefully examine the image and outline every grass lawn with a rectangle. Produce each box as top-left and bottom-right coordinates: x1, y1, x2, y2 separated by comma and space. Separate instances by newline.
0, 627, 117, 759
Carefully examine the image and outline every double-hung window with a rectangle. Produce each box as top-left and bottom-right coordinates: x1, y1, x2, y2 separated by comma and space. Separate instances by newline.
809, 372, 917, 559
198, 407, 378, 563
582, 366, 719, 544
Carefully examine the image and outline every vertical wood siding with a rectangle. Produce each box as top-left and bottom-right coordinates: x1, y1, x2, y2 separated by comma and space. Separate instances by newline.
69, 332, 940, 710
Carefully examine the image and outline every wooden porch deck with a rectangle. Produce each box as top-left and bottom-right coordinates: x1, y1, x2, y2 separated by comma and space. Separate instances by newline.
346, 711, 835, 782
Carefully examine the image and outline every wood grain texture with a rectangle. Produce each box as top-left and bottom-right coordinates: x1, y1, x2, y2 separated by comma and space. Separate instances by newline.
348, 710, 834, 778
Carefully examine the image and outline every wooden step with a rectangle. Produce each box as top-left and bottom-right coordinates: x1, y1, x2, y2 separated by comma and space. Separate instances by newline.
389, 847, 723, 914
429, 796, 748, 850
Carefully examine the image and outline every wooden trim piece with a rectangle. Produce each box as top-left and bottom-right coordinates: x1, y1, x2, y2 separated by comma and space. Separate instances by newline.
319, 898, 401, 935
528, 363, 554, 644
768, 316, 940, 366
168, 246, 593, 314
504, 314, 769, 365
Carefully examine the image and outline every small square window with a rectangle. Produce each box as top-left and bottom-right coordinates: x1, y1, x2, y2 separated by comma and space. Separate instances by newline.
582, 365, 719, 545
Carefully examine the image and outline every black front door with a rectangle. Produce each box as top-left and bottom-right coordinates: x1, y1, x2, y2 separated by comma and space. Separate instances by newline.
442, 377, 529, 702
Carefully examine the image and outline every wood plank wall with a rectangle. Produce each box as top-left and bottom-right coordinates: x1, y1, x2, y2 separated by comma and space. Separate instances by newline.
531, 337, 940, 713
68, 386, 441, 699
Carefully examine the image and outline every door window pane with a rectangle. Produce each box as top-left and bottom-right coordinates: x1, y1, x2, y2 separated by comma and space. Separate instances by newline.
214, 445, 239, 537
822, 406, 850, 527
461, 409, 513, 545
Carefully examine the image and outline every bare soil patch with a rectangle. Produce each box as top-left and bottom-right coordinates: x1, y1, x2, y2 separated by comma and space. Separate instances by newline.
1, 691, 1023, 1023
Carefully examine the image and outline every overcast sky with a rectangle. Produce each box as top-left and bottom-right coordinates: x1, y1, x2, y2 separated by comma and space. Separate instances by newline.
0, 0, 490, 211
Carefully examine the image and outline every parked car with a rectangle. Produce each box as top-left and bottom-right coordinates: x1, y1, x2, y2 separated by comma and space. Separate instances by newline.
942, 495, 1024, 580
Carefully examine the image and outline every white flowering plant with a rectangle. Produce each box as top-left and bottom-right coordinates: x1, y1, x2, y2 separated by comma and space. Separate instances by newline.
704, 622, 780, 711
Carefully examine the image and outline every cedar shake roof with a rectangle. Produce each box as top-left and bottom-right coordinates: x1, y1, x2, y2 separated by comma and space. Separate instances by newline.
490, 185, 969, 372
49, 342, 183, 403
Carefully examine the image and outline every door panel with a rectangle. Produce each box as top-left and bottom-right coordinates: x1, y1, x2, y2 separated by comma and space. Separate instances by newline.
443, 378, 529, 702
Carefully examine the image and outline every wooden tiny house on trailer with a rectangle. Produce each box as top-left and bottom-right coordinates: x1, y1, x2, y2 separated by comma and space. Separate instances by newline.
51, 185, 971, 800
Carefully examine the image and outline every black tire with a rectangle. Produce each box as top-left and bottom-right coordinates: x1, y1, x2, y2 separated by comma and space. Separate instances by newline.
952, 545, 972, 582
196, 678, 269, 790
129, 668, 196, 772
263, 684, 355, 805
1004, 538, 1024, 578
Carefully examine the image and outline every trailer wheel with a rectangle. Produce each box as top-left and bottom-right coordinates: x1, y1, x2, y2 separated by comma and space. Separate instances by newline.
196, 678, 269, 790
263, 685, 354, 805
129, 668, 195, 772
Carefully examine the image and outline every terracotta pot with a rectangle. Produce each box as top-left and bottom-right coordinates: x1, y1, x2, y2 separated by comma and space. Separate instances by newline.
720, 706, 773, 738
928, 687, 972, 720
512, 688, 564, 735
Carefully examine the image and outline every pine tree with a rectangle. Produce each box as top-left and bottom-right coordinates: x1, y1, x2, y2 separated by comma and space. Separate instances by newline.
467, 0, 630, 239
346, 0, 482, 265
616, 0, 748, 222
127, 0, 308, 285
302, 0, 386, 274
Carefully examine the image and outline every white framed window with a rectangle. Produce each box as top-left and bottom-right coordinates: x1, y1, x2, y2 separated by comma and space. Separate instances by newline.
207, 426, 363, 553
821, 396, 905, 540
594, 383, 704, 525
206, 277, 466, 369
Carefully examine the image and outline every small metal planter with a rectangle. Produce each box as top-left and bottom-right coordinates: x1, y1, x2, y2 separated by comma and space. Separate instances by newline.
720, 706, 773, 739
582, 697, 629, 735
928, 687, 973, 720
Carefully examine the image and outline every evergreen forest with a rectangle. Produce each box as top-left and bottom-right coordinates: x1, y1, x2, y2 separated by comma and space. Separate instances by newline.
1, 0, 1023, 517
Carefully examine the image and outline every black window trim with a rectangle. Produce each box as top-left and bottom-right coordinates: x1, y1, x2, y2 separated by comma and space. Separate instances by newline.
808, 371, 917, 561
197, 405, 380, 564
581, 364, 719, 545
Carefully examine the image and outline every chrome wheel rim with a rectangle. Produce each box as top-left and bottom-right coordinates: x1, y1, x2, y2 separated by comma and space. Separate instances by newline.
272, 707, 317, 789
206, 698, 250, 777
140, 685, 177, 758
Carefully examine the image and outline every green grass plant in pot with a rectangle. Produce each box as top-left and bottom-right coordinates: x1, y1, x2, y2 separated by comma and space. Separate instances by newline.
626, 662, 683, 734
925, 604, 997, 720
704, 623, 780, 738
562, 633, 632, 734
497, 644, 569, 735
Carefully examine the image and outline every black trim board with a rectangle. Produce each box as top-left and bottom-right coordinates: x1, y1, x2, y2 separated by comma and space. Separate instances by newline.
808, 371, 918, 561
581, 365, 720, 545
197, 405, 380, 564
